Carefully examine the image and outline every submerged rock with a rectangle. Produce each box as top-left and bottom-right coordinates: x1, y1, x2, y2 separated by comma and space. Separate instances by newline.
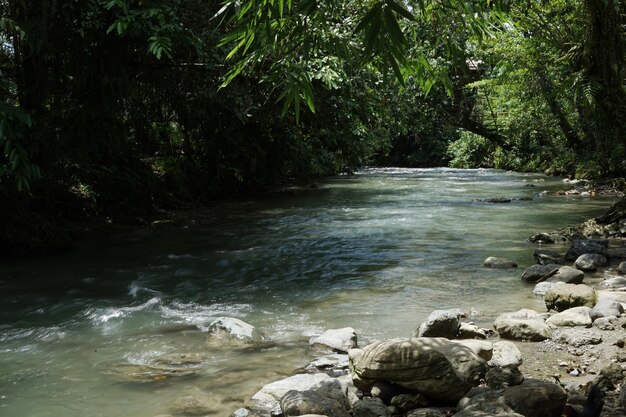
349, 337, 487, 403
309, 328, 357, 353
109, 363, 197, 383
250, 373, 332, 413
170, 387, 219, 416
590, 299, 624, 320
533, 249, 563, 265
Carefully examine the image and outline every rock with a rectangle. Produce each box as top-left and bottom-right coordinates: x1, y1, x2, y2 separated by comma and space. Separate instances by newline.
608, 247, 626, 259
544, 284, 596, 312
310, 328, 357, 353
554, 329, 602, 347
620, 382, 626, 409
521, 264, 560, 283
458, 379, 567, 417
455, 411, 523, 417
480, 198, 512, 203
533, 281, 565, 296
232, 409, 256, 417
594, 316, 618, 330
574, 253, 608, 271
110, 363, 196, 383
529, 233, 565, 244
618, 261, 626, 275
458, 322, 488, 339
170, 387, 219, 416
308, 354, 349, 371
389, 393, 428, 412
565, 240, 608, 262
590, 298, 624, 320
533, 249, 563, 265
545, 307, 593, 327
545, 266, 585, 284
280, 380, 350, 417
370, 381, 403, 404
493, 309, 552, 341
351, 397, 390, 417
349, 337, 487, 403
488, 341, 523, 368
451, 339, 494, 361
598, 277, 626, 290
485, 366, 524, 390
250, 374, 331, 413
590, 363, 626, 391
416, 309, 466, 339
406, 408, 447, 417
207, 317, 259, 341
483, 257, 518, 269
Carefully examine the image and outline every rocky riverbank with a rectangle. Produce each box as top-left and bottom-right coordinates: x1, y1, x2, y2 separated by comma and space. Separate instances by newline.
205, 233, 626, 417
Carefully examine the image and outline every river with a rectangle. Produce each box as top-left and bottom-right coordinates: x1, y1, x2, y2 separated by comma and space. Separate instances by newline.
0, 168, 617, 416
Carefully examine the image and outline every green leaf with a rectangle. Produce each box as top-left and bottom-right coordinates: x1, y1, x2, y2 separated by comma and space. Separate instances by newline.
355, 2, 384, 33
385, 0, 416, 21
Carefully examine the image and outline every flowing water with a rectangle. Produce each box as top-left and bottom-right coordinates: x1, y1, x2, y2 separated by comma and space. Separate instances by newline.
0, 168, 617, 416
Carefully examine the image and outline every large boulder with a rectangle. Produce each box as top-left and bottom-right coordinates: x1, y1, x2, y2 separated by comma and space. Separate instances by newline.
590, 298, 624, 320
349, 337, 487, 403
280, 379, 351, 417
544, 284, 596, 312
485, 366, 524, 390
521, 264, 560, 283
545, 307, 593, 327
617, 261, 626, 275
493, 309, 552, 341
565, 240, 608, 262
458, 379, 567, 417
310, 328, 357, 353
545, 266, 584, 284
483, 257, 518, 269
574, 253, 608, 271
416, 309, 466, 339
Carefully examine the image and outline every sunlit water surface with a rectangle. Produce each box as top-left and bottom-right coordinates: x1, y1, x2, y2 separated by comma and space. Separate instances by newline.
0, 168, 617, 416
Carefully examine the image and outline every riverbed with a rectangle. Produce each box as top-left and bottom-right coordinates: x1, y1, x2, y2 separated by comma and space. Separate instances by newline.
0, 168, 617, 416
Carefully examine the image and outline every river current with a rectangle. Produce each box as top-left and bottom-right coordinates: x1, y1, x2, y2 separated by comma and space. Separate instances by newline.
0, 168, 617, 416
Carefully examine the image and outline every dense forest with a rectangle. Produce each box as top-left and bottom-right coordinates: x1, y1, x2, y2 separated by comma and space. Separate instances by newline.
1, 0, 625, 255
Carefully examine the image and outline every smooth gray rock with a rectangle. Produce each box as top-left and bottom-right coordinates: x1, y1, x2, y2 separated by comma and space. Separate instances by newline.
545, 307, 592, 327
533, 281, 565, 296
483, 257, 518, 269
533, 249, 563, 265
544, 284, 596, 312
170, 387, 219, 416
521, 264, 560, 283
554, 329, 602, 347
280, 380, 350, 417
349, 337, 487, 403
351, 397, 390, 417
310, 328, 357, 353
458, 322, 488, 339
618, 261, 626, 275
485, 366, 524, 390
574, 253, 608, 271
594, 316, 618, 330
590, 298, 624, 320
488, 341, 523, 368
493, 309, 552, 341
406, 409, 447, 417
545, 266, 585, 284
598, 276, 626, 290
250, 374, 331, 413
416, 309, 466, 339
565, 240, 608, 262
390, 393, 428, 413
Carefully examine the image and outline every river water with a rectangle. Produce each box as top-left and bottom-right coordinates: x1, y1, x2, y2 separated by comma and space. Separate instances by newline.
0, 168, 617, 416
